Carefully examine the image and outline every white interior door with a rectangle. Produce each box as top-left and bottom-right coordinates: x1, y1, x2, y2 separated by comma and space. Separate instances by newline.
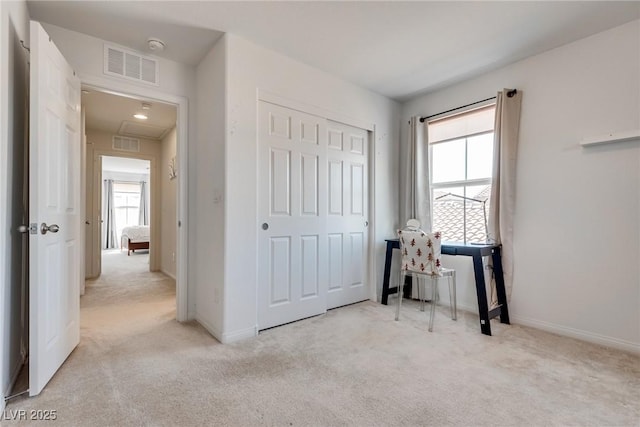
258, 102, 328, 330
29, 21, 81, 396
325, 120, 369, 309
258, 101, 369, 330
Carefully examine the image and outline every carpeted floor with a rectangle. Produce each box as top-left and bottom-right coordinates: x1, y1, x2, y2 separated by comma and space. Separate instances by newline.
4, 250, 639, 426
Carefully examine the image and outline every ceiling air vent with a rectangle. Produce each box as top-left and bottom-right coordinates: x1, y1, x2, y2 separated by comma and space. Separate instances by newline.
104, 44, 159, 86
112, 136, 140, 153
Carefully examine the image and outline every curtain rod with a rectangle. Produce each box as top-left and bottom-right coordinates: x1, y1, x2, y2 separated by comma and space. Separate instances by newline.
419, 89, 517, 123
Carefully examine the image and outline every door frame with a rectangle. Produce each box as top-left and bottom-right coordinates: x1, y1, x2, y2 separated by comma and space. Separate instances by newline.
256, 90, 379, 313
81, 75, 189, 322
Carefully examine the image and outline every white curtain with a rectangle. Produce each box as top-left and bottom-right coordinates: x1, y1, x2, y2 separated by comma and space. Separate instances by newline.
488, 89, 522, 304
400, 117, 432, 297
138, 181, 149, 226
103, 179, 118, 249
401, 117, 432, 232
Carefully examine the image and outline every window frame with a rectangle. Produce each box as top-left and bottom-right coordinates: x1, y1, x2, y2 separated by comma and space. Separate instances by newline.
427, 105, 495, 244
112, 181, 143, 239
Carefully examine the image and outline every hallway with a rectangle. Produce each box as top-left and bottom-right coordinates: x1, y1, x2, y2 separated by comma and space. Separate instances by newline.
83, 250, 175, 336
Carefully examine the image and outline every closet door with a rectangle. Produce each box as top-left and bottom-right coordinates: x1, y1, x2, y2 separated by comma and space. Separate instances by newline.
325, 121, 369, 309
257, 101, 370, 330
257, 101, 328, 330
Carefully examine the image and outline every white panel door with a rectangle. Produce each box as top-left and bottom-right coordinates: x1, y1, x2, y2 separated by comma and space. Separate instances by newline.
258, 101, 328, 330
326, 121, 369, 309
29, 21, 81, 396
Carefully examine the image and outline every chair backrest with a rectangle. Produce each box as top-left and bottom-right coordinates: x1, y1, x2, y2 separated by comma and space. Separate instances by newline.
397, 227, 442, 276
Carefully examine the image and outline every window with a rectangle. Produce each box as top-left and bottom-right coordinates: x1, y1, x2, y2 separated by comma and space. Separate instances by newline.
428, 105, 495, 243
113, 182, 141, 240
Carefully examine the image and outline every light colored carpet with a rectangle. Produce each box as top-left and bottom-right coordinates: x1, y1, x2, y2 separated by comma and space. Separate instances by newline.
5, 251, 639, 426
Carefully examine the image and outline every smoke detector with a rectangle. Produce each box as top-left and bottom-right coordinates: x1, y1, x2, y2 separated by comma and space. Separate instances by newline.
147, 38, 165, 52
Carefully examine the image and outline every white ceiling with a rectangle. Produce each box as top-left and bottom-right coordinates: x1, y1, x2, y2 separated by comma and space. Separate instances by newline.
27, 1, 224, 66
102, 156, 150, 175
82, 89, 177, 140
28, 1, 640, 101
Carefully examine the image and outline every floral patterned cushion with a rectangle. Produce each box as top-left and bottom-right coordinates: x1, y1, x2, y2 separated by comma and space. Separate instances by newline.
397, 229, 442, 276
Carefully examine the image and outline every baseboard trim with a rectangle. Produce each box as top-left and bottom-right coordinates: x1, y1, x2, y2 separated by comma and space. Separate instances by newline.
195, 314, 223, 343
510, 314, 640, 354
450, 302, 639, 354
160, 269, 176, 280
221, 326, 258, 344
194, 315, 257, 344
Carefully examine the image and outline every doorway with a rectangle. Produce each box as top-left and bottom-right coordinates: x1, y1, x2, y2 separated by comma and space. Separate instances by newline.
101, 155, 152, 267
82, 88, 180, 322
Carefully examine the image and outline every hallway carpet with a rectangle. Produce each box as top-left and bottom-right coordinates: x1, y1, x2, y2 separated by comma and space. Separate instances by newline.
5, 252, 639, 426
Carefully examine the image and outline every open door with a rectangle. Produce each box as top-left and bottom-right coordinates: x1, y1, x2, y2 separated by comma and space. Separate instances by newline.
28, 21, 81, 396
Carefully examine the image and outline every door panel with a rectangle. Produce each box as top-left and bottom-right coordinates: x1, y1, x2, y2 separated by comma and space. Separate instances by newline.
269, 237, 291, 305
328, 233, 343, 291
328, 161, 343, 215
270, 149, 291, 215
301, 154, 318, 216
300, 234, 319, 299
29, 21, 81, 396
326, 121, 369, 309
258, 102, 328, 330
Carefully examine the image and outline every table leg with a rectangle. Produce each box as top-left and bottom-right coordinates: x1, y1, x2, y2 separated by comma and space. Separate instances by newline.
381, 241, 394, 305
472, 254, 492, 336
492, 247, 510, 324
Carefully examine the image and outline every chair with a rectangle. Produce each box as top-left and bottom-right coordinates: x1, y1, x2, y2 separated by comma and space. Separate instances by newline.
394, 220, 457, 332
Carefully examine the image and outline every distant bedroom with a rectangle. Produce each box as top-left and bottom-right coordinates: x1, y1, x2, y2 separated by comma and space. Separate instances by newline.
102, 156, 151, 258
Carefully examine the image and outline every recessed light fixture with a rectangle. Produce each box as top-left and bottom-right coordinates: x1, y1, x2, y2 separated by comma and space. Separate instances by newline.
133, 113, 148, 120
141, 103, 152, 110
81, 89, 91, 94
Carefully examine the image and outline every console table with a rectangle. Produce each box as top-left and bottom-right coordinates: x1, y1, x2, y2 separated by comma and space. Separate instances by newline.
381, 239, 510, 336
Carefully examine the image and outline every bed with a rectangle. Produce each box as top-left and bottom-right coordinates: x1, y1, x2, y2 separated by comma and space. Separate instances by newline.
121, 225, 150, 255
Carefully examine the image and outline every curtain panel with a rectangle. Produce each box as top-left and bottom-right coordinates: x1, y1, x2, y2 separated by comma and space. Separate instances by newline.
401, 117, 432, 232
488, 89, 522, 304
138, 181, 149, 226
103, 179, 118, 249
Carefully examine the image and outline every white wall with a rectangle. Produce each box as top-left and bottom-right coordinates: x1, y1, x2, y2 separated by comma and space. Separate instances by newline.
194, 35, 227, 339
0, 0, 30, 406
401, 20, 640, 352
40, 23, 199, 316
212, 34, 400, 342
160, 127, 177, 279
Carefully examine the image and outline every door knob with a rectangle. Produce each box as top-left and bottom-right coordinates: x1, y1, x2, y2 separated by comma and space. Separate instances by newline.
41, 223, 60, 234
17, 225, 29, 233
262, 223, 269, 230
